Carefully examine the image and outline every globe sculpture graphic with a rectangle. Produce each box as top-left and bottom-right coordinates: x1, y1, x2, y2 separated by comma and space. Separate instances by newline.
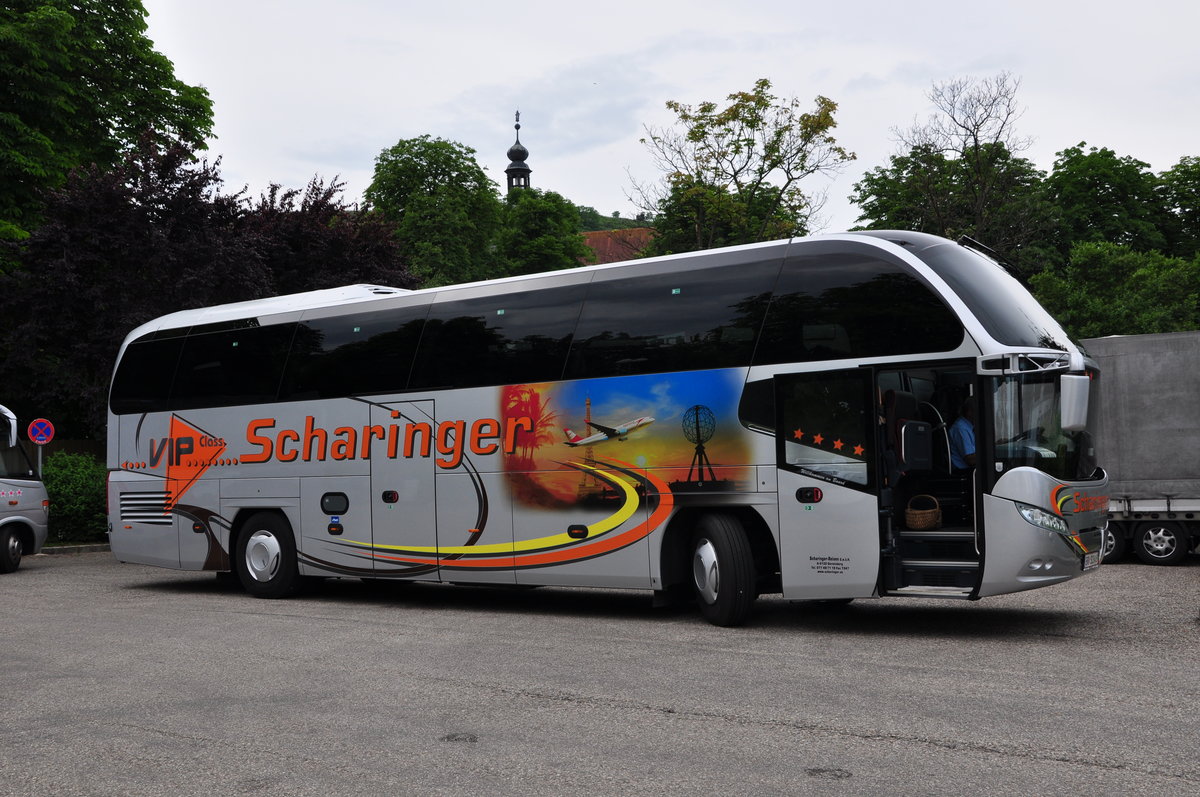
682, 405, 715, 444
682, 405, 717, 483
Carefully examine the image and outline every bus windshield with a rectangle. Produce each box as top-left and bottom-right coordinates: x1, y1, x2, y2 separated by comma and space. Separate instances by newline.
991, 372, 1100, 482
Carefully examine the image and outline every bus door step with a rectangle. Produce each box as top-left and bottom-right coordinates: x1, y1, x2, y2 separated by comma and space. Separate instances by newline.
886, 585, 974, 599
896, 530, 979, 560
898, 559, 979, 590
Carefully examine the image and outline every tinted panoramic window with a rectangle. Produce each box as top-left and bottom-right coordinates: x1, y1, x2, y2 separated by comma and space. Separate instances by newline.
110, 334, 186, 414
280, 304, 429, 399
170, 323, 296, 410
409, 285, 586, 389
564, 259, 781, 379
754, 248, 962, 365
913, 241, 1073, 351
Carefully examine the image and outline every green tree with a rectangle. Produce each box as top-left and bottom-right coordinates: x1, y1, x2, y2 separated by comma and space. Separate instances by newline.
1042, 143, 1168, 258
1159, 155, 1200, 259
1030, 242, 1200, 338
576, 205, 643, 232
851, 145, 958, 233
634, 78, 854, 254
365, 135, 502, 286
244, 178, 416, 295
645, 175, 794, 255
0, 135, 412, 437
495, 189, 594, 276
852, 143, 1054, 272
0, 1, 213, 242
851, 72, 1056, 272
0, 137, 264, 436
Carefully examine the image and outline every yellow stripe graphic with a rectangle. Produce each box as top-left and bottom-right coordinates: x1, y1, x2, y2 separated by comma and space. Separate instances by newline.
347, 461, 640, 556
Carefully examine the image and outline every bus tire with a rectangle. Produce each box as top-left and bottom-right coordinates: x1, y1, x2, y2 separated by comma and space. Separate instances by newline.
1101, 524, 1127, 564
691, 514, 756, 627
1133, 521, 1189, 566
1, 527, 22, 573
235, 512, 300, 598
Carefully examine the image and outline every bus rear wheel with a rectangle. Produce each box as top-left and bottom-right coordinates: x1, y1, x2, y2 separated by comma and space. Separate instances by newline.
691, 514, 756, 627
235, 512, 300, 598
1133, 521, 1190, 566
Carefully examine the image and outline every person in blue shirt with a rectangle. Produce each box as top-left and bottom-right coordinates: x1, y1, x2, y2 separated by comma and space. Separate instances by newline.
949, 399, 976, 471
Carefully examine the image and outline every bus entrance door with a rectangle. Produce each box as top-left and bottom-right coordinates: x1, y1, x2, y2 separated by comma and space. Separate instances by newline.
370, 400, 440, 582
775, 370, 881, 600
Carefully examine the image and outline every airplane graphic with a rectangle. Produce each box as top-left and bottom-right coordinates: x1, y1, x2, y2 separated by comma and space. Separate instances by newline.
563, 417, 655, 447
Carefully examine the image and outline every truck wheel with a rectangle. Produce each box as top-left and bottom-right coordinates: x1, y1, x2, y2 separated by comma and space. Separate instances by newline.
1101, 524, 1127, 563
0, 527, 22, 573
691, 514, 756, 627
235, 512, 300, 598
1133, 521, 1190, 566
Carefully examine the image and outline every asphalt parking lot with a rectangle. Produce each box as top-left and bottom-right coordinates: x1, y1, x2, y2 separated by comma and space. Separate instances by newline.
2, 550, 1197, 796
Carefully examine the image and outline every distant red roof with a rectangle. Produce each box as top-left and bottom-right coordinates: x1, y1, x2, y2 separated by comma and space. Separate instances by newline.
581, 227, 654, 264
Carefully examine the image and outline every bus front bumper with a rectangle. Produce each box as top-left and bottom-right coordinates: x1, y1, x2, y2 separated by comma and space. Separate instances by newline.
978, 495, 1104, 597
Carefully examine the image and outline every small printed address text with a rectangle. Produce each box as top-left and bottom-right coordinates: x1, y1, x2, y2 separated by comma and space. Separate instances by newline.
809, 555, 850, 575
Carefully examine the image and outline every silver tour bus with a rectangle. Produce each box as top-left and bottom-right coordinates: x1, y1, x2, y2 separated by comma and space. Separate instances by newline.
106, 231, 1108, 625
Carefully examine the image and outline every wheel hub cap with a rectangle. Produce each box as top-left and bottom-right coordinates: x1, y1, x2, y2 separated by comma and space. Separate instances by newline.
245, 530, 281, 582
1144, 528, 1177, 557
693, 538, 719, 605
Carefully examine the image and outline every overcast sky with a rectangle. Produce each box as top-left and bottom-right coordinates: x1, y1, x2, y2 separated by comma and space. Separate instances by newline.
141, 0, 1198, 233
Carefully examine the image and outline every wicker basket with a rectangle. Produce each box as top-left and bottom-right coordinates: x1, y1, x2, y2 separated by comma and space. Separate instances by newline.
905, 494, 942, 530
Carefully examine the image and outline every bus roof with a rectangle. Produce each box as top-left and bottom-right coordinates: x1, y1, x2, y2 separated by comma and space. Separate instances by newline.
124, 284, 412, 339
120, 237, 798, 341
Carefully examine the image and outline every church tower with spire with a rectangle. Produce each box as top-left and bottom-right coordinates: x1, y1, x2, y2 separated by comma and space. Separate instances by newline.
505, 111, 531, 192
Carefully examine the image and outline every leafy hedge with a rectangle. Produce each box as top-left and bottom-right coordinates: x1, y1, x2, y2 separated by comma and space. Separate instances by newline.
41, 451, 107, 543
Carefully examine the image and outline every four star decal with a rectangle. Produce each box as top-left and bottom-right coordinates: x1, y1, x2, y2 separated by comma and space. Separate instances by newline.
790, 427, 868, 459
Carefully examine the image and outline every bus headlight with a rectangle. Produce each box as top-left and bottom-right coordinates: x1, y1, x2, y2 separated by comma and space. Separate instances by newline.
1016, 503, 1068, 534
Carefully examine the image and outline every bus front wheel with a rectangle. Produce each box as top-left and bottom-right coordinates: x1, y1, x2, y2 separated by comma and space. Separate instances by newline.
691, 514, 756, 627
235, 512, 300, 598
0, 527, 22, 573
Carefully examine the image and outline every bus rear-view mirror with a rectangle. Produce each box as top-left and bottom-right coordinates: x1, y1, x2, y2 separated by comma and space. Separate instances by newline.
1061, 374, 1090, 432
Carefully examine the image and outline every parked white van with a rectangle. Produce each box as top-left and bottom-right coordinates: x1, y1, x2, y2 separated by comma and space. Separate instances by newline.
0, 405, 49, 573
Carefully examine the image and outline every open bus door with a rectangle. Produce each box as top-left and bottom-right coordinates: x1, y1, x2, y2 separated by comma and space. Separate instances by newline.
774, 365, 985, 601
774, 369, 881, 600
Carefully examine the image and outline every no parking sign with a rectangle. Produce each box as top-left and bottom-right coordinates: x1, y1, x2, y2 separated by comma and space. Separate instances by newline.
28, 418, 54, 446
27, 417, 53, 478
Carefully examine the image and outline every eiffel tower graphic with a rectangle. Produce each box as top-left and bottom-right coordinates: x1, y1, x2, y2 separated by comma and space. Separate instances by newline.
576, 396, 603, 499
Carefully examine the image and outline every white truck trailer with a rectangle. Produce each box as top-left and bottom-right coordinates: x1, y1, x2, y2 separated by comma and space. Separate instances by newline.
1084, 331, 1200, 565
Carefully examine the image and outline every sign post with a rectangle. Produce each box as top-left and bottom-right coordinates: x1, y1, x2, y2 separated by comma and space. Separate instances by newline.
28, 418, 54, 477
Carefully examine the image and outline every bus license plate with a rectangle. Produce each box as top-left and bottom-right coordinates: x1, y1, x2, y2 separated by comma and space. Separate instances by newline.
1082, 551, 1100, 571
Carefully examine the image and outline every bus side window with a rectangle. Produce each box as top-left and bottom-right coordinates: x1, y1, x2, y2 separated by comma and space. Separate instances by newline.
564, 259, 779, 380
170, 324, 296, 410
109, 334, 186, 415
281, 306, 428, 400
409, 284, 587, 390
755, 250, 963, 366
0, 439, 35, 478
738, 378, 774, 432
